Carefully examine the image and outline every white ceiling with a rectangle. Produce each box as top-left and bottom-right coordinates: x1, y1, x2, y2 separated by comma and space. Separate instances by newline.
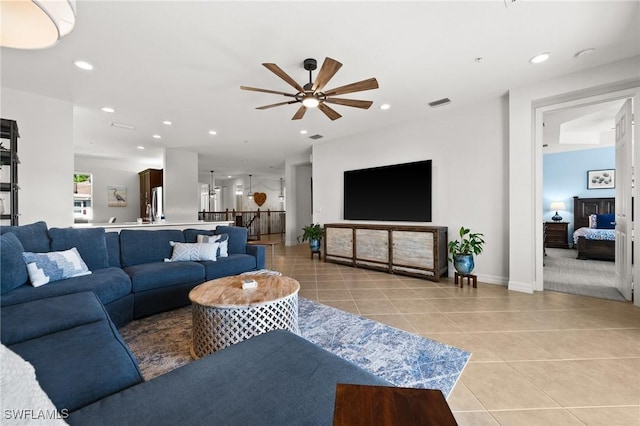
1, 1, 639, 182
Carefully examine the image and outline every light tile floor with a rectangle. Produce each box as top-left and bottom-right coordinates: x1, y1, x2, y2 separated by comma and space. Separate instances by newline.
265, 236, 640, 426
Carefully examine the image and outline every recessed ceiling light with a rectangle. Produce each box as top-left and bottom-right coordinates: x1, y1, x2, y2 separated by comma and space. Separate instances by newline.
152, 134, 161, 139
227, 175, 232, 179
137, 146, 145, 150
73, 60, 93, 70
209, 130, 217, 135
300, 130, 308, 134
380, 104, 390, 110
529, 52, 551, 64
574, 48, 595, 59
163, 120, 172, 125
101, 107, 115, 113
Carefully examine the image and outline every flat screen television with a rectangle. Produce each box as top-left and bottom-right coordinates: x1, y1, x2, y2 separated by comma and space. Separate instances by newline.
343, 160, 432, 222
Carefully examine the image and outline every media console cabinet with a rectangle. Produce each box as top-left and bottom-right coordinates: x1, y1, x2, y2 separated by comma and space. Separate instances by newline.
324, 223, 448, 282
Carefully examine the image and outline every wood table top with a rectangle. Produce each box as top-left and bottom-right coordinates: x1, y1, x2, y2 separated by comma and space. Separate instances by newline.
189, 275, 299, 308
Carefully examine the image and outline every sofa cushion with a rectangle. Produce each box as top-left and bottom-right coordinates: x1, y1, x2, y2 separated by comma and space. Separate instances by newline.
9, 316, 143, 412
123, 261, 204, 293
0, 221, 50, 253
183, 228, 213, 243
1, 292, 109, 346
68, 330, 390, 425
165, 241, 219, 262
120, 230, 185, 267
49, 227, 110, 271
0, 345, 68, 426
105, 232, 121, 268
0, 232, 29, 294
214, 226, 247, 255
200, 254, 257, 280
0, 267, 132, 308
23, 248, 91, 287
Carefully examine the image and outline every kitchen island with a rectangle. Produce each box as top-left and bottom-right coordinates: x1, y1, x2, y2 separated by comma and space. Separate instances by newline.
72, 221, 234, 233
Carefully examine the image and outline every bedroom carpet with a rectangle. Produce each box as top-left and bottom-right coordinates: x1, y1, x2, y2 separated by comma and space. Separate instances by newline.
543, 248, 625, 301
120, 298, 471, 398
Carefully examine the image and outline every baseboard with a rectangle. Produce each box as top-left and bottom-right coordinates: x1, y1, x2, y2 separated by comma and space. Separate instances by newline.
476, 274, 508, 286
508, 280, 535, 294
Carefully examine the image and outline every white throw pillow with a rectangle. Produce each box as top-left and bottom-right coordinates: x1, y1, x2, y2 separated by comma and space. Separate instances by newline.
197, 233, 229, 257
0, 344, 69, 425
22, 248, 91, 287
164, 241, 219, 262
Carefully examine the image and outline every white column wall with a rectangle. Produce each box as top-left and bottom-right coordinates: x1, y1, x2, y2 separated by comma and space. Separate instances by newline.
164, 148, 199, 222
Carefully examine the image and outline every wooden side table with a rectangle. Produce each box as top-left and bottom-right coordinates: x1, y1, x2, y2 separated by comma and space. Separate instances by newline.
544, 221, 569, 249
333, 384, 457, 426
454, 272, 477, 288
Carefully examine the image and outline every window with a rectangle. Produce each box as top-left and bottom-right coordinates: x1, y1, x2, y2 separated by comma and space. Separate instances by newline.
73, 173, 93, 222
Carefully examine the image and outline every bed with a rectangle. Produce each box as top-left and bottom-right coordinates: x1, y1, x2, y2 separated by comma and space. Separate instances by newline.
572, 196, 615, 261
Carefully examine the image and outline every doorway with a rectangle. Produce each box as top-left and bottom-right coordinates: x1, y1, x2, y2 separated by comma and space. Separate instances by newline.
534, 87, 639, 305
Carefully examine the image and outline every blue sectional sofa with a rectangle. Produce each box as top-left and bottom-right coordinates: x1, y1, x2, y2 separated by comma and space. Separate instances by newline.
0, 221, 389, 425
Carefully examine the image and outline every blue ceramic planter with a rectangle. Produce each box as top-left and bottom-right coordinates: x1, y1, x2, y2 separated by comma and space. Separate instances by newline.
309, 239, 321, 252
453, 254, 475, 275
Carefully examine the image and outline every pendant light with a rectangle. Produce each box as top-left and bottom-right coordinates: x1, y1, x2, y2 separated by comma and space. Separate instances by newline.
247, 174, 253, 200
209, 171, 216, 200
279, 178, 285, 202
1, 0, 77, 49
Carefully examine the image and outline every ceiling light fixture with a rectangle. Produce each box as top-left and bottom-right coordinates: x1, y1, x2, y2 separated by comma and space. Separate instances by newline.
209, 170, 217, 202
279, 178, 285, 202
163, 120, 172, 125
209, 130, 217, 135
247, 174, 253, 200
101, 107, 115, 113
300, 130, 308, 135
73, 60, 93, 71
152, 134, 161, 139
0, 0, 77, 49
529, 52, 551, 64
137, 146, 145, 150
302, 95, 320, 108
380, 104, 390, 110
574, 48, 595, 59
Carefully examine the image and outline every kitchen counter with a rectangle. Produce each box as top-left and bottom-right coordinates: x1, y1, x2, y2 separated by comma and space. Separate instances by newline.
72, 221, 234, 233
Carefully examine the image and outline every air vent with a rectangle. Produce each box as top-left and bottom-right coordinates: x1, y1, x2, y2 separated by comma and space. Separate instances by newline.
110, 122, 136, 130
309, 134, 323, 140
428, 98, 451, 108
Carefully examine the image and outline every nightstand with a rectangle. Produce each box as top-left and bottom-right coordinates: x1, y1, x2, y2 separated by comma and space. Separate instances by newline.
545, 222, 569, 248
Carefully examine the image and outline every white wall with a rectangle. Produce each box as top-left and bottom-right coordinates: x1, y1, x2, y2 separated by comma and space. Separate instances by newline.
74, 155, 156, 223
312, 97, 509, 284
1, 88, 74, 227
164, 148, 199, 222
284, 148, 312, 246
509, 56, 640, 294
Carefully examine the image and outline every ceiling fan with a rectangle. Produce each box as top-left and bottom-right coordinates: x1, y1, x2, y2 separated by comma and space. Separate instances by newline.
241, 57, 379, 121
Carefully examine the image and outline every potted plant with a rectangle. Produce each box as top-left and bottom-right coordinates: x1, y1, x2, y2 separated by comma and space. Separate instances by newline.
301, 223, 324, 253
448, 226, 485, 275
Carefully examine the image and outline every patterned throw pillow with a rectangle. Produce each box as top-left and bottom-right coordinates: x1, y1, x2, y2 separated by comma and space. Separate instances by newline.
22, 248, 92, 287
164, 241, 219, 262
588, 214, 598, 228
197, 233, 229, 257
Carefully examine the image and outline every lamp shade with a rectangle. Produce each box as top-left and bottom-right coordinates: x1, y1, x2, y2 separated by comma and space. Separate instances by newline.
550, 202, 566, 211
1, 0, 76, 49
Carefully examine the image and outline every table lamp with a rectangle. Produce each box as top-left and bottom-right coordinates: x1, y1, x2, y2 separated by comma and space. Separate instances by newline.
550, 202, 566, 222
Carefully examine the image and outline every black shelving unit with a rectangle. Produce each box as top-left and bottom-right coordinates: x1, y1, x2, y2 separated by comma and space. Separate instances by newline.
1, 119, 19, 225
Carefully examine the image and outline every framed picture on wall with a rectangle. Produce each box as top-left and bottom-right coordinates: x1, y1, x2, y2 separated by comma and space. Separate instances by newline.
108, 186, 127, 207
587, 169, 615, 189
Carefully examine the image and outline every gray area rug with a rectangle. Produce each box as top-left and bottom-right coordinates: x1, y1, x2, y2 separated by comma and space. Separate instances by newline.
544, 248, 625, 301
120, 298, 470, 398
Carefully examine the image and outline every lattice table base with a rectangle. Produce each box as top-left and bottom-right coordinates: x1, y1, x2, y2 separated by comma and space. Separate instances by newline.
191, 294, 299, 359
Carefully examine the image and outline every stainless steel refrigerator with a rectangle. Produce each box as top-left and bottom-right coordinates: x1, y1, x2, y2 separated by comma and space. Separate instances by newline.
151, 186, 163, 221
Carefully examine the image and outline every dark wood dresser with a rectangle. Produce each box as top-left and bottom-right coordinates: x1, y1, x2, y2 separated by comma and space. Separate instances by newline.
545, 221, 569, 248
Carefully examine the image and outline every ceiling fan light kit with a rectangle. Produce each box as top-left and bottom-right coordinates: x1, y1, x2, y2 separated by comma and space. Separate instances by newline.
241, 57, 379, 121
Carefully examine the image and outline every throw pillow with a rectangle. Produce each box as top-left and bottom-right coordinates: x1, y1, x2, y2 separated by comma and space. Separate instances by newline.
197, 233, 229, 257
0, 232, 29, 294
595, 214, 615, 229
164, 241, 219, 262
588, 214, 597, 228
22, 248, 92, 287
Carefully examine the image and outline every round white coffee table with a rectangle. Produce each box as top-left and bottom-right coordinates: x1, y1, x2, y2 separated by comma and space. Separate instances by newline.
189, 274, 300, 359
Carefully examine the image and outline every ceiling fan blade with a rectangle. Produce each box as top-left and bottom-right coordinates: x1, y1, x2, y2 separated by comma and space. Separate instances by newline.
323, 78, 379, 97
312, 57, 343, 92
324, 98, 373, 109
262, 63, 305, 93
240, 86, 296, 97
256, 100, 300, 110
318, 103, 342, 121
291, 105, 307, 120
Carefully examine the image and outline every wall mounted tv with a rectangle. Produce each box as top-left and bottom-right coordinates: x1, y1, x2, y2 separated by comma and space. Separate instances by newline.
343, 160, 432, 222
